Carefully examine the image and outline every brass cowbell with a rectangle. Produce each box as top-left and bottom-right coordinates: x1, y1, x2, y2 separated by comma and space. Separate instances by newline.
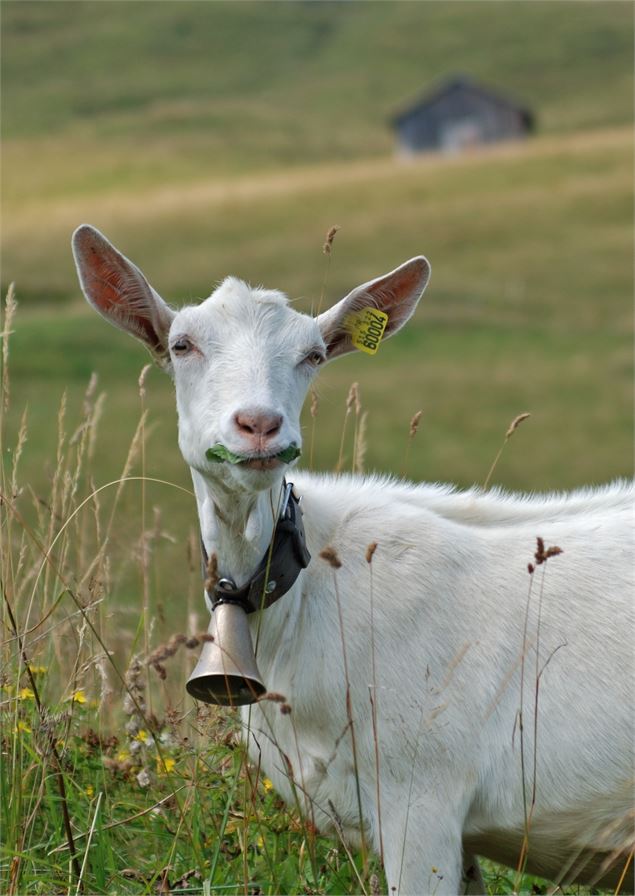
186, 601, 266, 706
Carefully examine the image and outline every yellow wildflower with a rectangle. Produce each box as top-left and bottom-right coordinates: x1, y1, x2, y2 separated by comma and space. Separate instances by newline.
116, 749, 131, 763
15, 720, 31, 733
156, 756, 176, 775
28, 664, 47, 675
71, 690, 86, 704
85, 785, 94, 797
262, 777, 274, 792
18, 687, 35, 701
134, 729, 148, 743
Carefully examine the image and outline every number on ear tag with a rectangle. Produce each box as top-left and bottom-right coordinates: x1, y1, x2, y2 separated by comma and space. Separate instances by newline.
345, 308, 389, 355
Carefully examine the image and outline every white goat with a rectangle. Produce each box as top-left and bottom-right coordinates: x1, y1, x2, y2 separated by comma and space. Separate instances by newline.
72, 225, 634, 896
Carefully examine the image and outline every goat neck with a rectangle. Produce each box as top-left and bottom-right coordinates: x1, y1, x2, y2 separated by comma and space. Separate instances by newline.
191, 466, 285, 588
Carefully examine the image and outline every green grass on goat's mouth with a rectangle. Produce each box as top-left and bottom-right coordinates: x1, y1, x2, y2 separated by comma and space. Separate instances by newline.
206, 443, 301, 465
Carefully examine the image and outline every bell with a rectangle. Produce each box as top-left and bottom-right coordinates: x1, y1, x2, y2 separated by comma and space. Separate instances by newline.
186, 602, 266, 706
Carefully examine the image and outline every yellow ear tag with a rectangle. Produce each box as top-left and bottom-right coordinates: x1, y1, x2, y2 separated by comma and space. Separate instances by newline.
345, 308, 389, 355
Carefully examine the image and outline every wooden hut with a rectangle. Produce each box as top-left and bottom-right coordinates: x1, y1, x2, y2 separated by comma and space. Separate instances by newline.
392, 76, 534, 155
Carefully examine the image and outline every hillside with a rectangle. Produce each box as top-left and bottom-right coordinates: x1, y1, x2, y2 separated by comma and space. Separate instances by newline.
4, 2, 632, 140
2, 1, 633, 198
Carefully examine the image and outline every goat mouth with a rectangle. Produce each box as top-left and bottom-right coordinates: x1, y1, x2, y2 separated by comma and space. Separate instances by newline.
241, 456, 283, 472
206, 443, 301, 467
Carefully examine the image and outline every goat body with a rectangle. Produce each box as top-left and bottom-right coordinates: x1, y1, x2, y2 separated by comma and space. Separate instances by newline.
250, 473, 634, 893
72, 225, 634, 895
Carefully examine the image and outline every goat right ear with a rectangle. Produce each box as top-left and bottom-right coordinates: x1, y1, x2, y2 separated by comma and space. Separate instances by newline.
72, 225, 175, 369
317, 256, 431, 361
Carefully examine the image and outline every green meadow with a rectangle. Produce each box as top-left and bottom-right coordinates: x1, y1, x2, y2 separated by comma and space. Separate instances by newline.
5, 129, 633, 501
1, 2, 633, 893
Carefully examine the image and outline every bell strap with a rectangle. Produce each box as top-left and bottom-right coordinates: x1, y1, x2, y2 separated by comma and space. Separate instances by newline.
200, 480, 311, 614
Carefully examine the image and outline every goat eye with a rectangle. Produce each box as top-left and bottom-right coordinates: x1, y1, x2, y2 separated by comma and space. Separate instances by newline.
303, 350, 325, 368
171, 337, 193, 356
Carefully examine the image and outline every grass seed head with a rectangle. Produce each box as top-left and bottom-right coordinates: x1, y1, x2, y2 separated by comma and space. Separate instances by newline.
505, 412, 531, 440
346, 381, 360, 415
150, 634, 187, 661
138, 363, 152, 399
260, 691, 287, 703
323, 225, 340, 255
533, 536, 563, 566
83, 371, 98, 415
148, 632, 214, 677
409, 410, 423, 438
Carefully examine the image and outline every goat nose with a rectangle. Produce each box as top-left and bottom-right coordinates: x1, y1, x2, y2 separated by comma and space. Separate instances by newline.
234, 410, 283, 439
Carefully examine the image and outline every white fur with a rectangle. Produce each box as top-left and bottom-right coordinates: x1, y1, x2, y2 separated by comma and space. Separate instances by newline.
73, 225, 634, 895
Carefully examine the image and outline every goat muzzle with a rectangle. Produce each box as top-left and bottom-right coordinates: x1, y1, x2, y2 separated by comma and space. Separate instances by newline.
186, 602, 266, 706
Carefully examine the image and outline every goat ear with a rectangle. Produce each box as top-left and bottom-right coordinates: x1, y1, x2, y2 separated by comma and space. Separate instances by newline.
72, 224, 175, 369
317, 256, 431, 361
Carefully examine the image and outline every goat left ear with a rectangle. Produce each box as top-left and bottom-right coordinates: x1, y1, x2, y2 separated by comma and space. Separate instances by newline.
317, 256, 431, 361
72, 224, 175, 369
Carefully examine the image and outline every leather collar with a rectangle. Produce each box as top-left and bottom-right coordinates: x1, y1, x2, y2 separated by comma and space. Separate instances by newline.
201, 481, 311, 614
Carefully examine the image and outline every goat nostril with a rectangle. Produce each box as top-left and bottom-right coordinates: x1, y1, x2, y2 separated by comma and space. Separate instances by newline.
265, 417, 282, 436
234, 411, 283, 439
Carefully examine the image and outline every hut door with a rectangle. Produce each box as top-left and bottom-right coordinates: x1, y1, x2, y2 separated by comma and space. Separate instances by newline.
441, 118, 482, 153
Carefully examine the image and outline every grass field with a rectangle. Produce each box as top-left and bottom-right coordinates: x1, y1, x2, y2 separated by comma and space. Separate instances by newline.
4, 128, 633, 499
2, 129, 633, 893
2, 1, 632, 189
1, 2, 633, 893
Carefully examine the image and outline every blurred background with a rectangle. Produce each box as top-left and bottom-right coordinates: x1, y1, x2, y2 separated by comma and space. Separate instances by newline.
2, 1, 633, 633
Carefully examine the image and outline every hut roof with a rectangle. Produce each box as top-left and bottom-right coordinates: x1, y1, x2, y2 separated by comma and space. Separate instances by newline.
392, 76, 534, 130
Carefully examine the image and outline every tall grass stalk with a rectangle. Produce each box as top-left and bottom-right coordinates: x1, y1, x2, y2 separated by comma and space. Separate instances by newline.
401, 410, 423, 478
314, 225, 340, 318
366, 542, 384, 868
514, 538, 563, 890
138, 363, 153, 716
319, 546, 369, 877
484, 413, 531, 490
